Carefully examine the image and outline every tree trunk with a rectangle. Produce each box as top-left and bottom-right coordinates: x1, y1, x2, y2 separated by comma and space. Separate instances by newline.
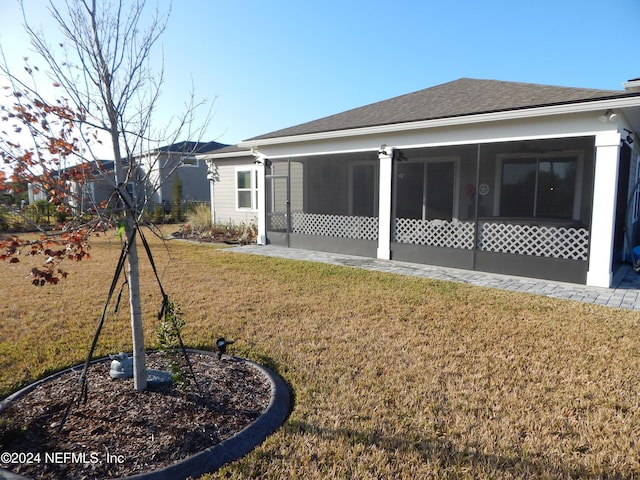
125, 213, 147, 391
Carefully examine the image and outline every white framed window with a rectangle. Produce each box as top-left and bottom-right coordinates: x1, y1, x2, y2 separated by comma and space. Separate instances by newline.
236, 167, 258, 211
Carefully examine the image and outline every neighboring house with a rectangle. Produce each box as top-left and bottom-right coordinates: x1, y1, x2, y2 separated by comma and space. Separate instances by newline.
29, 139, 226, 213
138, 141, 227, 207
199, 78, 640, 287
28, 159, 116, 211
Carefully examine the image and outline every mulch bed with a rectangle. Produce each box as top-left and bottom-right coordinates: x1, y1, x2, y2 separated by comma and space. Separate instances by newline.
0, 352, 271, 479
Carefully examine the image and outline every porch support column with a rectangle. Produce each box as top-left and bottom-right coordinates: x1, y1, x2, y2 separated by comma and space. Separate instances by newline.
587, 131, 621, 287
254, 153, 268, 245
377, 146, 393, 260
206, 161, 217, 225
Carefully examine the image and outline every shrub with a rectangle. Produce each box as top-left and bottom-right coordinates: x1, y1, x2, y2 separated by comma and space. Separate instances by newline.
29, 199, 53, 224
0, 206, 8, 232
152, 204, 165, 224
185, 203, 211, 232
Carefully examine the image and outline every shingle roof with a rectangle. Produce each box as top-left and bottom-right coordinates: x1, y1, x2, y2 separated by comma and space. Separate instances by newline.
158, 140, 228, 154
202, 144, 251, 155
247, 78, 635, 141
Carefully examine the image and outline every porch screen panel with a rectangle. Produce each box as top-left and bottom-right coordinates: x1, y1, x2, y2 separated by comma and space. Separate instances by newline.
290, 152, 379, 241
536, 159, 576, 218
500, 159, 536, 217
266, 160, 289, 233
396, 163, 423, 219
478, 138, 593, 261
500, 157, 577, 219
393, 145, 475, 250
426, 162, 454, 221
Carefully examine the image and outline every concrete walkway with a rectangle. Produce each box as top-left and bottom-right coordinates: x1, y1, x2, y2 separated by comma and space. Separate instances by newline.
226, 244, 640, 311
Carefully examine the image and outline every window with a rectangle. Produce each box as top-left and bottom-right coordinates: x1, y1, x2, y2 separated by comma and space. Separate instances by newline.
499, 156, 578, 219
180, 156, 199, 167
125, 182, 136, 205
236, 168, 258, 210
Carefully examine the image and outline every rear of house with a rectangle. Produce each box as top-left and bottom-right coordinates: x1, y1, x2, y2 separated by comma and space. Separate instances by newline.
200, 78, 640, 287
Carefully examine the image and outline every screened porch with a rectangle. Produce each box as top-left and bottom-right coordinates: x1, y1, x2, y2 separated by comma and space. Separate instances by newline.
265, 136, 597, 283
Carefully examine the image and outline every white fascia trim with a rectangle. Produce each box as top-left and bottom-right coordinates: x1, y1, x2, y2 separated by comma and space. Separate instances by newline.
197, 151, 252, 160
264, 146, 380, 160
238, 97, 640, 148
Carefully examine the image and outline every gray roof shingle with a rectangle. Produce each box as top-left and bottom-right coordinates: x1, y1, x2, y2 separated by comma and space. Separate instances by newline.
158, 140, 228, 154
247, 78, 635, 141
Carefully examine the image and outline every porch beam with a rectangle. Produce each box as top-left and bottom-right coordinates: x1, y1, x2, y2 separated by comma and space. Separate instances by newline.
377, 146, 393, 260
587, 131, 621, 287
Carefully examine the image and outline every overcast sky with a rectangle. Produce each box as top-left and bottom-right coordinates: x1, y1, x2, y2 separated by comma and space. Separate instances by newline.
1, 0, 638, 157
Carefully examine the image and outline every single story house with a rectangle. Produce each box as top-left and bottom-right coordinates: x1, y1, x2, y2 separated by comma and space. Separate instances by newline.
199, 78, 640, 288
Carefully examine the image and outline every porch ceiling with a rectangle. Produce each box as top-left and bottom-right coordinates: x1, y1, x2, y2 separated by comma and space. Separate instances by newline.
622, 105, 640, 136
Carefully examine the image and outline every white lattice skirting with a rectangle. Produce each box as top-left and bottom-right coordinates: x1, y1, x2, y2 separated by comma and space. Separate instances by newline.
291, 212, 379, 241
394, 218, 475, 249
478, 222, 589, 260
267, 213, 287, 231
393, 218, 589, 260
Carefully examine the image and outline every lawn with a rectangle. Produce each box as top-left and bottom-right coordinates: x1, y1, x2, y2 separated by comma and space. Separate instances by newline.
2, 229, 640, 479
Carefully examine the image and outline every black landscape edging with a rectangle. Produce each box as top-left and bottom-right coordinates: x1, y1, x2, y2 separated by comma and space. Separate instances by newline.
0, 349, 292, 480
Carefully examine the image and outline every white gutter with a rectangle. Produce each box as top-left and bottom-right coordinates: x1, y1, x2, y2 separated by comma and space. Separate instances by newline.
197, 150, 252, 160
238, 96, 640, 148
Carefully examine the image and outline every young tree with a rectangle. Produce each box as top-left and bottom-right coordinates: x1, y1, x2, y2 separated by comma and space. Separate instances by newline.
0, 0, 209, 391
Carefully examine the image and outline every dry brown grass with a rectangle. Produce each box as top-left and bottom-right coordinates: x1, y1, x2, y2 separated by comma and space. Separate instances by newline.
2, 230, 640, 479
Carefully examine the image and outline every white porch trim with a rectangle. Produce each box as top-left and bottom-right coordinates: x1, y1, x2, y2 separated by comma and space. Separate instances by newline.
253, 153, 268, 245
377, 147, 393, 260
587, 131, 622, 287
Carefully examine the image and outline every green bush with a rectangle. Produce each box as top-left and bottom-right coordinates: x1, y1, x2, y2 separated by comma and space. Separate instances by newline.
152, 204, 165, 224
